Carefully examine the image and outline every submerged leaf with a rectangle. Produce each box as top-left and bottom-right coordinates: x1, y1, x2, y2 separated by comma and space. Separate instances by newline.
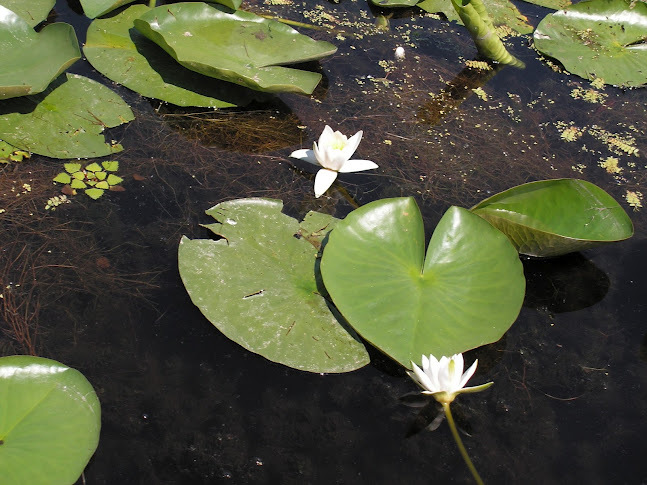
178, 198, 370, 373
321, 198, 525, 368
534, 0, 647, 87
470, 179, 634, 256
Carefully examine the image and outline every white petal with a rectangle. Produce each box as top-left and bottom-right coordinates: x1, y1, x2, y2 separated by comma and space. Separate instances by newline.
458, 359, 478, 389
318, 125, 336, 146
426, 354, 441, 390
411, 362, 436, 392
421, 354, 430, 372
339, 159, 378, 173
290, 149, 319, 166
320, 144, 347, 171
314, 169, 338, 198
343, 130, 363, 157
447, 354, 464, 391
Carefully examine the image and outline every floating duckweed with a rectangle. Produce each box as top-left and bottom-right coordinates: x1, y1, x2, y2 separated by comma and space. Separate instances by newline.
600, 157, 621, 174
465, 60, 492, 71
560, 125, 584, 142
472, 87, 488, 101
44, 195, 70, 211
570, 87, 607, 104
591, 77, 605, 89
589, 126, 640, 156
625, 190, 643, 210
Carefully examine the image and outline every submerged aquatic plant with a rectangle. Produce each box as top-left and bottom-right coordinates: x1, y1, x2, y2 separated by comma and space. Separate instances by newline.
289, 125, 378, 197
409, 353, 492, 485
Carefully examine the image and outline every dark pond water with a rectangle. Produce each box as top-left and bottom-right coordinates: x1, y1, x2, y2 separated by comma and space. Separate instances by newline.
1, 0, 647, 483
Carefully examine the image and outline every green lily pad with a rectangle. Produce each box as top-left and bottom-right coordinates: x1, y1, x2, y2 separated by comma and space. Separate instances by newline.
470, 179, 634, 257
0, 355, 101, 485
134, 3, 338, 94
79, 0, 136, 18
417, 0, 533, 34
519, 0, 571, 9
0, 8, 80, 100
0, 73, 134, 159
320, 198, 525, 368
0, 0, 55, 26
178, 198, 370, 373
533, 0, 647, 87
84, 5, 263, 108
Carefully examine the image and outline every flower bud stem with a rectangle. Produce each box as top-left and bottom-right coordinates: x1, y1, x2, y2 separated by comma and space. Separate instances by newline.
442, 402, 485, 485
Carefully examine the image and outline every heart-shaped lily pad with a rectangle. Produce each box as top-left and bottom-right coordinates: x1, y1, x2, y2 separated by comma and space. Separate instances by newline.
178, 198, 369, 373
0, 73, 134, 158
0, 0, 55, 26
0, 6, 80, 100
134, 3, 337, 94
533, 0, 647, 87
0, 355, 101, 485
320, 198, 525, 368
84, 5, 263, 108
470, 179, 634, 257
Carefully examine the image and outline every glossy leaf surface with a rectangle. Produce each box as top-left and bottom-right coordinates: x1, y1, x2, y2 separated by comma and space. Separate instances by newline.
0, 0, 55, 26
534, 0, 647, 87
0, 73, 134, 159
79, 0, 136, 18
134, 3, 337, 94
179, 198, 369, 373
84, 5, 262, 108
320, 198, 525, 368
0, 355, 101, 485
0, 7, 80, 100
471, 179, 634, 257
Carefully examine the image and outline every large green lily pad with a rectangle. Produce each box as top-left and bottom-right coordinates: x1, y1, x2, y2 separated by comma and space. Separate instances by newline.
134, 3, 337, 94
0, 355, 101, 485
0, 73, 134, 158
417, 0, 533, 35
0, 7, 80, 100
178, 198, 370, 373
84, 5, 263, 108
80, 0, 137, 19
534, 0, 647, 87
470, 179, 634, 257
320, 198, 525, 368
0, 0, 55, 26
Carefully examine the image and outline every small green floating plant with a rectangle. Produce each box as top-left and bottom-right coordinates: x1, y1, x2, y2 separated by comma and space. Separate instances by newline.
52, 160, 123, 200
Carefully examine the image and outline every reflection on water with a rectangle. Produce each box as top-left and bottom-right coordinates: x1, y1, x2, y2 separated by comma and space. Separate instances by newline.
1, 0, 646, 483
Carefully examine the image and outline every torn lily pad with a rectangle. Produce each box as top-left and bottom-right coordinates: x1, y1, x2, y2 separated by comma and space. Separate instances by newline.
534, 0, 647, 87
178, 198, 370, 373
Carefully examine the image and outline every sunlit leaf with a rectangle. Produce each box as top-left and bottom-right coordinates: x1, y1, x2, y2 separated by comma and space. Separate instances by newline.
0, 7, 80, 99
85, 188, 104, 199
106, 174, 123, 185
0, 355, 101, 485
95, 180, 109, 189
70, 179, 87, 189
0, 0, 55, 27
534, 0, 647, 87
179, 198, 370, 373
53, 172, 72, 184
320, 198, 525, 368
134, 3, 337, 94
0, 74, 134, 159
79, 0, 136, 18
95, 171, 107, 180
101, 160, 118, 171
470, 179, 634, 256
85, 162, 101, 172
65, 163, 81, 173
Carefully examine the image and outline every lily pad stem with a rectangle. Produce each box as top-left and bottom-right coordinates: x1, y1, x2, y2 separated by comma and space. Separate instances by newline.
442, 402, 485, 485
148, 0, 156, 8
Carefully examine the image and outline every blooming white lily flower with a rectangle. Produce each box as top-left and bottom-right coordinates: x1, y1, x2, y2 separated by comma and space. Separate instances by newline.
289, 125, 378, 198
408, 353, 493, 404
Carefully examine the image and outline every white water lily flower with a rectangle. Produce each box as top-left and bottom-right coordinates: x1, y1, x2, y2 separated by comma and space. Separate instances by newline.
408, 353, 493, 404
289, 125, 378, 198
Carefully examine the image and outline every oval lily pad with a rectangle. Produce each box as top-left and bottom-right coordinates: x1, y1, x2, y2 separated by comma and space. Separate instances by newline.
470, 179, 634, 257
0, 0, 55, 26
0, 7, 80, 100
320, 198, 525, 368
84, 5, 263, 108
178, 198, 370, 373
0, 73, 134, 158
134, 3, 337, 94
0, 355, 101, 485
533, 0, 647, 87
79, 0, 136, 19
